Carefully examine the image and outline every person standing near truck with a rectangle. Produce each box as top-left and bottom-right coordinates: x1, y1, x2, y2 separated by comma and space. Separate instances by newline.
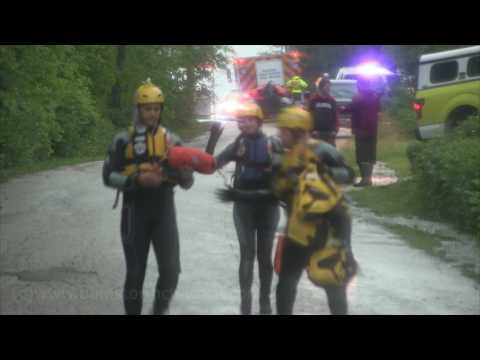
286, 76, 309, 105
343, 77, 382, 187
309, 76, 340, 147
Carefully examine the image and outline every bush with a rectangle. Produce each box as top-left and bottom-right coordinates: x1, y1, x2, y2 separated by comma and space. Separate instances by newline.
383, 85, 417, 134
407, 116, 480, 236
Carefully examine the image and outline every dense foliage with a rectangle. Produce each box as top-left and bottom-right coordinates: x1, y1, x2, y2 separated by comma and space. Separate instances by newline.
408, 116, 480, 236
0, 45, 231, 170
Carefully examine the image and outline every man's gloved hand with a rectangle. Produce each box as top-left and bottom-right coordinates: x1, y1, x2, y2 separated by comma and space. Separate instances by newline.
177, 167, 194, 190
210, 122, 224, 137
137, 171, 164, 188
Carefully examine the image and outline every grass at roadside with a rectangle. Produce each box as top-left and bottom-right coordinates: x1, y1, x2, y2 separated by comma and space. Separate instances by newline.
383, 223, 479, 284
348, 179, 428, 219
341, 112, 479, 281
0, 155, 105, 184
0, 121, 210, 184
341, 113, 414, 178
341, 113, 426, 220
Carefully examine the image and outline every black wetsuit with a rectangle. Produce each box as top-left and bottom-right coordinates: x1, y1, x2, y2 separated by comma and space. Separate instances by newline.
103, 126, 193, 315
215, 131, 282, 314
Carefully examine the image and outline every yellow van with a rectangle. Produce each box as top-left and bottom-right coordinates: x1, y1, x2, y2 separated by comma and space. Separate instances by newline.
414, 46, 480, 140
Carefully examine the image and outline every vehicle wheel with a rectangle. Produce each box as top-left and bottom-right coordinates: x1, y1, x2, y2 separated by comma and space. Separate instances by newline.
446, 106, 478, 130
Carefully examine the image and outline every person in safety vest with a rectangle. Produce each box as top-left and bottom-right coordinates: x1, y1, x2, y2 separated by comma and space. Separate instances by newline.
272, 106, 357, 315
102, 79, 194, 315
212, 102, 283, 315
309, 77, 340, 147
286, 76, 309, 104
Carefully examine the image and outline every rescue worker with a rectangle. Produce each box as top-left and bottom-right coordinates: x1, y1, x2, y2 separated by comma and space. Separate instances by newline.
212, 102, 282, 315
286, 76, 309, 104
102, 79, 194, 315
309, 76, 340, 147
249, 81, 290, 118
272, 106, 357, 315
342, 77, 382, 187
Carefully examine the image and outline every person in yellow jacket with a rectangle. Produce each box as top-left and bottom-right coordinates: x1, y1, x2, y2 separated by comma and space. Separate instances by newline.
103, 79, 194, 315
286, 76, 309, 104
272, 106, 357, 315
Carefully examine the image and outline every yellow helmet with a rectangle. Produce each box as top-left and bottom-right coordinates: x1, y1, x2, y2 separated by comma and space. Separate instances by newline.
135, 78, 165, 105
307, 245, 357, 287
276, 106, 313, 131
235, 102, 264, 121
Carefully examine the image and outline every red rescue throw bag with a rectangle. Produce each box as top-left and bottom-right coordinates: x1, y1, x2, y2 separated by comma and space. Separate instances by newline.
168, 147, 216, 175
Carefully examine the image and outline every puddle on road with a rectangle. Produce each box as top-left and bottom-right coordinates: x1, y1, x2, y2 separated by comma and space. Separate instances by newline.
371, 162, 398, 187
1, 267, 97, 284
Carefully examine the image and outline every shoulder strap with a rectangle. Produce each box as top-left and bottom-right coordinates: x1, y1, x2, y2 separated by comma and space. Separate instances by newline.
127, 126, 135, 141
113, 127, 135, 210
233, 134, 245, 159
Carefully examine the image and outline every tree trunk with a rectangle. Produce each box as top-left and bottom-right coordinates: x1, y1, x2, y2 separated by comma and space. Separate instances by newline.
111, 45, 127, 126
184, 61, 196, 124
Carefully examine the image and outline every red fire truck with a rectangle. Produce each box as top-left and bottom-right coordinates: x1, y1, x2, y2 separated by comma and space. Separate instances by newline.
233, 52, 304, 92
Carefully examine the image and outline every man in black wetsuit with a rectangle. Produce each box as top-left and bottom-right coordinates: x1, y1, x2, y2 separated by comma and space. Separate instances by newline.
103, 79, 194, 315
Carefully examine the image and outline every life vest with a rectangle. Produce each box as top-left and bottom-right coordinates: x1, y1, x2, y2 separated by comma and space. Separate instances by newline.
122, 125, 169, 178
233, 134, 274, 190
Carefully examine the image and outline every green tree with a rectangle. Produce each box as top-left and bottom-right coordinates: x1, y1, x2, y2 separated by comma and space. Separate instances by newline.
0, 45, 232, 172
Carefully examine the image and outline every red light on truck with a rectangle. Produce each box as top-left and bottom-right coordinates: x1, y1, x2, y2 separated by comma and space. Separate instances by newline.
413, 99, 425, 119
288, 51, 304, 60
234, 58, 247, 65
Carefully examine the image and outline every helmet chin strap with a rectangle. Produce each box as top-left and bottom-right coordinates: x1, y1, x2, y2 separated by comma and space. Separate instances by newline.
148, 120, 160, 132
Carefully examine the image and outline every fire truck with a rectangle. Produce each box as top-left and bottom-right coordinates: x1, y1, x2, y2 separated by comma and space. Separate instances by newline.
233, 52, 304, 92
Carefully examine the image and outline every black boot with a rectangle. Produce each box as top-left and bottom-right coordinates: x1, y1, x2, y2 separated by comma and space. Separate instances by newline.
354, 162, 373, 187
240, 291, 252, 315
259, 294, 272, 315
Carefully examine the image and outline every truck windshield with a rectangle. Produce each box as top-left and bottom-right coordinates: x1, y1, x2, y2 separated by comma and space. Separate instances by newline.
330, 83, 358, 100
344, 74, 360, 80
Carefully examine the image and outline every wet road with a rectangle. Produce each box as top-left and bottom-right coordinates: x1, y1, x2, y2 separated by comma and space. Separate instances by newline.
1, 124, 479, 315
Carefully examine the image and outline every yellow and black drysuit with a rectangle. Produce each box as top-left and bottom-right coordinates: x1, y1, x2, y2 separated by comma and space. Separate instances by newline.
272, 139, 356, 315
103, 124, 193, 315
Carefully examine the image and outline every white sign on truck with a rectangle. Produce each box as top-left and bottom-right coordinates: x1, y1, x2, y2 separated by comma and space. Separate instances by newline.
255, 59, 285, 87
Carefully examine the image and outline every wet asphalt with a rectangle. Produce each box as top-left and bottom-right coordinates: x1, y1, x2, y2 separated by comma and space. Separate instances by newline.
1, 124, 479, 315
